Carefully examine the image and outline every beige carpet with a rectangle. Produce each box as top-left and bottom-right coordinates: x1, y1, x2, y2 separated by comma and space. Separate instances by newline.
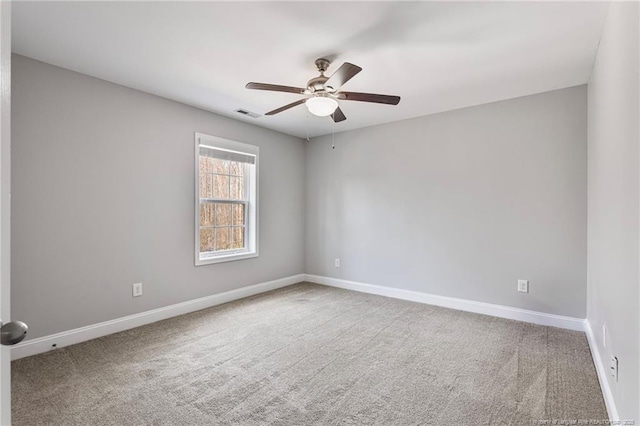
12, 283, 606, 425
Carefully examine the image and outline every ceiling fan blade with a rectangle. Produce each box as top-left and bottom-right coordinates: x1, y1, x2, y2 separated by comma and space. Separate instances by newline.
324, 62, 362, 92
265, 99, 306, 116
331, 107, 347, 123
246, 82, 306, 94
337, 91, 400, 105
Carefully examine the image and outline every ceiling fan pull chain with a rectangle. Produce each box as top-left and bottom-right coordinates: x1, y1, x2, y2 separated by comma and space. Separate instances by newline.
332, 115, 335, 149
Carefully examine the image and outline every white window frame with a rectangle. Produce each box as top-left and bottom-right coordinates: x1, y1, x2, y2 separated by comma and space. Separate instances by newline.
195, 132, 259, 266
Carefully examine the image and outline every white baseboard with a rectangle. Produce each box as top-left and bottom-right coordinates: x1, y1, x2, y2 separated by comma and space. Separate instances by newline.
584, 321, 618, 421
11, 274, 306, 360
305, 274, 586, 331
12, 273, 588, 361
14, 272, 614, 419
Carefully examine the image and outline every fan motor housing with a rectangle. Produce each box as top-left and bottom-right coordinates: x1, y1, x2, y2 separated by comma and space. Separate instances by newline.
307, 75, 329, 93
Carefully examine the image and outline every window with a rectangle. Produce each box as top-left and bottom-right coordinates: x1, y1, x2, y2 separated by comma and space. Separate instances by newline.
195, 133, 258, 265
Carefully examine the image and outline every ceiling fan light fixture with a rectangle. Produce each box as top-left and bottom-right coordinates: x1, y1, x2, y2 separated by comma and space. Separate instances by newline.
246, 59, 400, 122
306, 96, 338, 117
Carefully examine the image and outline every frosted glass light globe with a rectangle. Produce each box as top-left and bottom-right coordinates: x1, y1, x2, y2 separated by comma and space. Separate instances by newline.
306, 96, 339, 117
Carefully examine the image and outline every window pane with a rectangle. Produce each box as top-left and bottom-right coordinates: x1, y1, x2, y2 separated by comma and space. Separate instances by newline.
200, 204, 214, 226
232, 227, 244, 249
215, 204, 231, 227
200, 228, 214, 252
232, 204, 244, 226
199, 157, 213, 173
196, 137, 257, 264
199, 173, 213, 198
212, 159, 229, 174
230, 176, 244, 200
215, 227, 231, 251
229, 161, 244, 176
213, 175, 230, 199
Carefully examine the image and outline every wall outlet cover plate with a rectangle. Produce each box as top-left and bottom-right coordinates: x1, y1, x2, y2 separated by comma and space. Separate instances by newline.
132, 283, 143, 297
517, 279, 529, 293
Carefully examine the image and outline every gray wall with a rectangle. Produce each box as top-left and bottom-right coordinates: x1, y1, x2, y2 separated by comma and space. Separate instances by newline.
306, 86, 588, 318
12, 54, 592, 338
11, 55, 306, 340
586, 2, 639, 421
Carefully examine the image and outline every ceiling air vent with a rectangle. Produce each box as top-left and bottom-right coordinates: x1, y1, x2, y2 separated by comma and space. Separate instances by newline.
234, 109, 261, 119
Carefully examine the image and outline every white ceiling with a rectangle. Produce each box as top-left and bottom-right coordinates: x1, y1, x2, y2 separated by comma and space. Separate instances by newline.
12, 1, 609, 138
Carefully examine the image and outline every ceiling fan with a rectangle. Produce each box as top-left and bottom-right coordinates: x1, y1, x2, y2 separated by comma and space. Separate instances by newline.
245, 58, 401, 123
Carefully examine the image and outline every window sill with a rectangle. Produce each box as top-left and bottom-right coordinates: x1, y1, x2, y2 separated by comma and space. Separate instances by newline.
196, 250, 258, 266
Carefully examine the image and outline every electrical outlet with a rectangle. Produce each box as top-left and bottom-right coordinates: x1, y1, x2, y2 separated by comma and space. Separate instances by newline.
335, 258, 341, 268
132, 283, 143, 297
517, 279, 529, 293
610, 356, 618, 382
602, 324, 607, 348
